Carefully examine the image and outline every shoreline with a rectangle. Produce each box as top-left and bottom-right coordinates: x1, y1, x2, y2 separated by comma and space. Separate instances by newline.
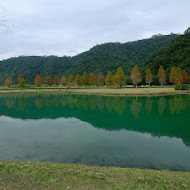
0, 87, 190, 96
0, 161, 190, 190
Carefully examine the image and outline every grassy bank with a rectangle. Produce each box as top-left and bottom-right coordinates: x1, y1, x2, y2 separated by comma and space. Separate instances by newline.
0, 161, 190, 190
0, 87, 190, 96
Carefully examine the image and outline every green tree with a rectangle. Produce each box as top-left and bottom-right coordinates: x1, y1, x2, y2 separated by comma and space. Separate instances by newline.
18, 74, 25, 87
130, 65, 142, 88
105, 71, 113, 86
158, 66, 166, 86
75, 74, 82, 86
82, 72, 89, 86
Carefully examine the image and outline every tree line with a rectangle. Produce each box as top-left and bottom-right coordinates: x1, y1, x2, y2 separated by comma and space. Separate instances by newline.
4, 65, 190, 88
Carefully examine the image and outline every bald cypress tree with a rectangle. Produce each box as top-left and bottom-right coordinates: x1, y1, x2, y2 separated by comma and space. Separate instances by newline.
105, 71, 113, 86
75, 74, 82, 86
18, 74, 25, 88
181, 70, 189, 84
169, 66, 176, 85
145, 68, 153, 86
116, 66, 125, 87
175, 67, 182, 85
34, 75, 43, 87
158, 66, 166, 86
89, 72, 96, 86
5, 76, 13, 88
82, 72, 89, 86
130, 65, 142, 88
97, 72, 105, 86
45, 76, 52, 86
68, 74, 74, 85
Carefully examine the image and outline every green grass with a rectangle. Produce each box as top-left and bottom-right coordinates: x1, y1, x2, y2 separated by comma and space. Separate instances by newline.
0, 161, 190, 190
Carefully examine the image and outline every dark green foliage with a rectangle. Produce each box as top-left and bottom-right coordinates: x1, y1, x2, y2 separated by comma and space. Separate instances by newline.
175, 84, 189, 90
145, 34, 190, 81
0, 34, 177, 85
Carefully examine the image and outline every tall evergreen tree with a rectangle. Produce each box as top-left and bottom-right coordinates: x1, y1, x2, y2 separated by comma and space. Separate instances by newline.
82, 72, 89, 86
97, 72, 105, 86
105, 71, 113, 86
18, 74, 25, 87
169, 66, 176, 85
145, 68, 153, 86
158, 66, 166, 86
130, 65, 142, 88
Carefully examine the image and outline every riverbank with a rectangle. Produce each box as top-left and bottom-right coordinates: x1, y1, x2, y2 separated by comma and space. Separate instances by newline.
0, 161, 189, 190
0, 87, 190, 96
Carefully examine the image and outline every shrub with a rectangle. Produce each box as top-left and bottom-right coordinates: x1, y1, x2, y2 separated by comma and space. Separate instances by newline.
175, 84, 189, 90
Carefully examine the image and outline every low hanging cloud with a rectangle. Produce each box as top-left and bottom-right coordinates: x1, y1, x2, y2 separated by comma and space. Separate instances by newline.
0, 0, 190, 60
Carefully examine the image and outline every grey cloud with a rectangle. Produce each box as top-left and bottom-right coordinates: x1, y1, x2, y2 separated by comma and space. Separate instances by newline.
0, 0, 190, 60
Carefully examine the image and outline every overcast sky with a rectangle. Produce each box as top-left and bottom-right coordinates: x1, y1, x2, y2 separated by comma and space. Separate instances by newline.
0, 0, 190, 60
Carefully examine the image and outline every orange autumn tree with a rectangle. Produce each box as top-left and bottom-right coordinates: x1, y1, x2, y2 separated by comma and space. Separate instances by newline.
45, 76, 52, 86
105, 71, 113, 86
5, 76, 13, 88
169, 66, 176, 85
158, 66, 166, 86
145, 68, 153, 86
130, 65, 142, 88
89, 72, 96, 86
97, 72, 105, 86
34, 74, 43, 87
18, 74, 25, 87
68, 74, 74, 84
181, 70, 189, 84
53, 76, 60, 86
174, 67, 182, 85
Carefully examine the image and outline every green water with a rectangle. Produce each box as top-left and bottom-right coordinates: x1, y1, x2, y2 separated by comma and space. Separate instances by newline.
0, 93, 190, 171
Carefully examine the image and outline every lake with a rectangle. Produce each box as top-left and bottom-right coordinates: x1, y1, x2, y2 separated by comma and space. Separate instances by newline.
0, 93, 190, 171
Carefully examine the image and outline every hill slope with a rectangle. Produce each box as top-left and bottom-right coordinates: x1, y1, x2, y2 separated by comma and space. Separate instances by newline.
0, 34, 177, 84
144, 33, 190, 76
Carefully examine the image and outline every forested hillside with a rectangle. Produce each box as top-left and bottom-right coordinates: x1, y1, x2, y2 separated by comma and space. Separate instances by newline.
144, 31, 190, 76
0, 34, 177, 84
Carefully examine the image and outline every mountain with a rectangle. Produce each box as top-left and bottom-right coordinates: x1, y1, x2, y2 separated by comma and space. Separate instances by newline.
144, 32, 190, 78
0, 34, 177, 84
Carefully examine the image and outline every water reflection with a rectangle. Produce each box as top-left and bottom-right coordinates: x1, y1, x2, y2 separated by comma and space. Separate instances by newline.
0, 94, 190, 171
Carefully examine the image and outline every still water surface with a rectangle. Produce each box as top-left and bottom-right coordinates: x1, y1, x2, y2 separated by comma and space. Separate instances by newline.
0, 94, 190, 171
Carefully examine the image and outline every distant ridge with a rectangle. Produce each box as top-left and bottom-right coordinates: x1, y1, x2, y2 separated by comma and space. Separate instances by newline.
0, 34, 177, 84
